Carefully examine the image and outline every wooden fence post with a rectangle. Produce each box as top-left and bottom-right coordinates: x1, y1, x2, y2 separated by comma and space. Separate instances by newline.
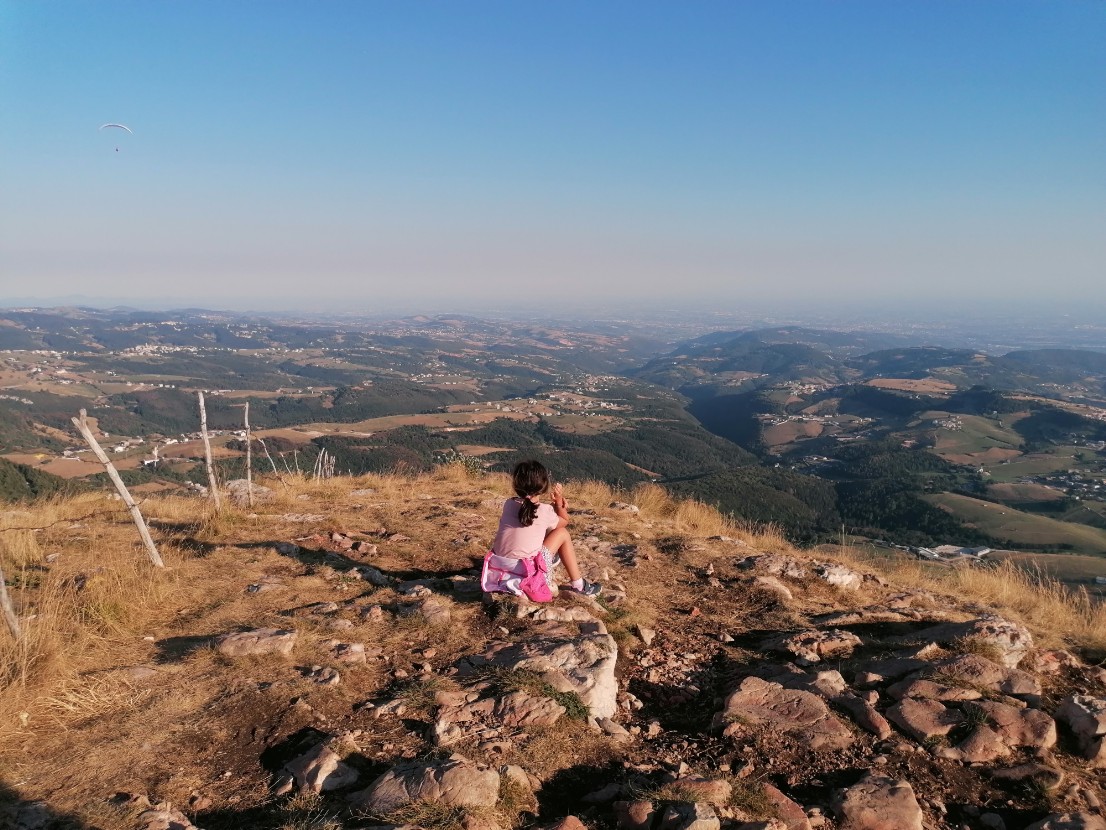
243, 401, 254, 508
197, 391, 223, 512
0, 555, 21, 640
71, 409, 164, 568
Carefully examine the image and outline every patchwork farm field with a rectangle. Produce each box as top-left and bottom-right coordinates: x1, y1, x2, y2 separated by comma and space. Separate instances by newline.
982, 447, 1086, 483
926, 492, 1106, 555
867, 377, 958, 394
926, 413, 1023, 463
761, 419, 824, 448
987, 482, 1066, 503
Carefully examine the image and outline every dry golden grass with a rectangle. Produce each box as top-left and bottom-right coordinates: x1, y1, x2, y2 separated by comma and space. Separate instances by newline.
629, 483, 671, 515
2, 467, 1105, 825
568, 478, 616, 508
833, 546, 1106, 657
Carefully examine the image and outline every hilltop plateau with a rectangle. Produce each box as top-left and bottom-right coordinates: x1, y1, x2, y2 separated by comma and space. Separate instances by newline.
0, 467, 1104, 830
1, 307, 1104, 596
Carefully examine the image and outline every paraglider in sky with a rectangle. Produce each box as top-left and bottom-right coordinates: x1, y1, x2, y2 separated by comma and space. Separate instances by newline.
99, 123, 133, 152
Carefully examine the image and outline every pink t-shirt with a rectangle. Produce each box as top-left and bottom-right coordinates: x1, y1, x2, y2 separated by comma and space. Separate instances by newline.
492, 499, 559, 558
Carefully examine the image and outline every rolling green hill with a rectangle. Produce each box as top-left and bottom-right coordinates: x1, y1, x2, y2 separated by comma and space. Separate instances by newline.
925, 492, 1106, 554
0, 458, 78, 502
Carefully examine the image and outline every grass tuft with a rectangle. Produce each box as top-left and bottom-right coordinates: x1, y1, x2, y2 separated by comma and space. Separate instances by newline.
951, 635, 1005, 663
727, 779, 774, 819
396, 675, 461, 715
485, 667, 590, 721
278, 791, 342, 830
369, 800, 469, 830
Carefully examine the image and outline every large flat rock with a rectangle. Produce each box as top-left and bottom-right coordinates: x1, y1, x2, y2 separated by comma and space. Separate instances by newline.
215, 628, 297, 658
715, 676, 854, 750
1057, 695, 1106, 767
902, 614, 1033, 668
456, 621, 618, 720
348, 754, 500, 813
832, 774, 924, 830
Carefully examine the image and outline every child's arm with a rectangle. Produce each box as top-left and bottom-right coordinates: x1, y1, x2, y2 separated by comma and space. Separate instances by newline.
551, 482, 570, 528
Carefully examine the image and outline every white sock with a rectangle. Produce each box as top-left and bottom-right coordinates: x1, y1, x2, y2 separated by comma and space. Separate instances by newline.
571, 578, 584, 591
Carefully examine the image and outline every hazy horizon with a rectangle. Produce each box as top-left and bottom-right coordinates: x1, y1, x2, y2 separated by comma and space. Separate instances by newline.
3, 2, 1104, 311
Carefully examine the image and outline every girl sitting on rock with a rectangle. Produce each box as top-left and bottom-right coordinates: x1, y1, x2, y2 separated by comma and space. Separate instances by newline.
481, 460, 602, 598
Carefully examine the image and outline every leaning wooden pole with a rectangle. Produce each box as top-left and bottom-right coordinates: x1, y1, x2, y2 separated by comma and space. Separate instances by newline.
0, 555, 21, 640
243, 401, 254, 508
71, 409, 164, 568
197, 391, 223, 512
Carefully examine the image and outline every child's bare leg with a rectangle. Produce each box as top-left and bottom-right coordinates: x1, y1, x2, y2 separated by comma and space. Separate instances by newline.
543, 527, 582, 582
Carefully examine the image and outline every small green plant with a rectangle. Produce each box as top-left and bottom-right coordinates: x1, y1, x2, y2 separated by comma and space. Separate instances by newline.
950, 635, 1004, 663
1025, 775, 1060, 810
926, 669, 1002, 701
496, 774, 537, 824
436, 450, 484, 477
727, 779, 774, 819
370, 800, 469, 830
923, 734, 950, 750
947, 703, 992, 744
396, 675, 458, 715
487, 668, 590, 721
632, 781, 714, 805
962, 704, 992, 730
279, 791, 342, 830
723, 712, 752, 726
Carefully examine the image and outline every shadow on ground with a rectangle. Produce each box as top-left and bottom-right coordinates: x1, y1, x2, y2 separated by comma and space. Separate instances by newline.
0, 779, 97, 830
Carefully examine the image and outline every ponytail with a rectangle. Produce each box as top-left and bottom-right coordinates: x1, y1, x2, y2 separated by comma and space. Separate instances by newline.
512, 460, 551, 527
518, 497, 538, 527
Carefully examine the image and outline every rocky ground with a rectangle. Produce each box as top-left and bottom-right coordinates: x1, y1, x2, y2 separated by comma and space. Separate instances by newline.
0, 473, 1104, 830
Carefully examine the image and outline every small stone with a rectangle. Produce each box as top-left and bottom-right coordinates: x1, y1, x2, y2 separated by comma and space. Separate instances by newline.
615, 800, 659, 830
660, 802, 719, 830
311, 667, 340, 686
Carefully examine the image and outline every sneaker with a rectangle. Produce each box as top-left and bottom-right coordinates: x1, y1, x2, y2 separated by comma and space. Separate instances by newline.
565, 579, 602, 597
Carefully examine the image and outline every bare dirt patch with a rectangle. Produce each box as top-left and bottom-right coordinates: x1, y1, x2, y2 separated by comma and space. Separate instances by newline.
867, 377, 958, 394
454, 445, 509, 457
2, 453, 98, 479
762, 420, 824, 447
942, 447, 1023, 465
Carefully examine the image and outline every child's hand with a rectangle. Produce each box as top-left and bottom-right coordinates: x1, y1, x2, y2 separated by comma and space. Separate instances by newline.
552, 483, 567, 509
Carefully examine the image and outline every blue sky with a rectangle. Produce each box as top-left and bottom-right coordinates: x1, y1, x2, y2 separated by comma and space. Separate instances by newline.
1, 1, 1103, 313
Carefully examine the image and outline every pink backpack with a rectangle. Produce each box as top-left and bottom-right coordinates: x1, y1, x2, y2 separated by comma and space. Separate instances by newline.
481, 551, 553, 603
518, 552, 553, 603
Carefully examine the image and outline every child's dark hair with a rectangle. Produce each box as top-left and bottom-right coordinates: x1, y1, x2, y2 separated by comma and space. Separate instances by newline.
512, 460, 551, 527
